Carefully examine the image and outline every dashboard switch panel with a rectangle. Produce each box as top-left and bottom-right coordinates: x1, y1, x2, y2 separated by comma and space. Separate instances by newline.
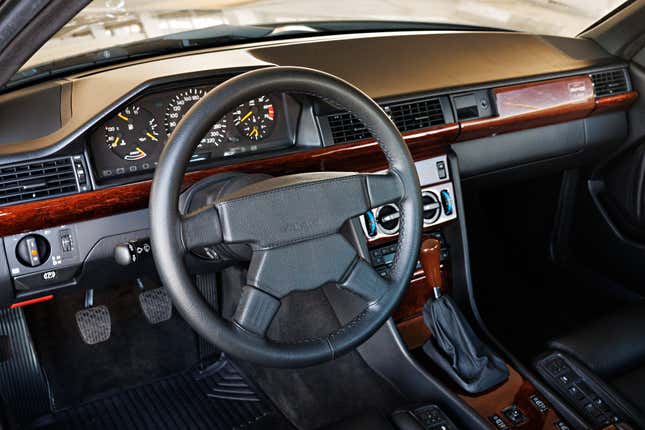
359, 155, 457, 241
4, 226, 80, 282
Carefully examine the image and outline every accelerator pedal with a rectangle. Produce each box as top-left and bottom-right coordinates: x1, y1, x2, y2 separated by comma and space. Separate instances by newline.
139, 287, 172, 324
75, 305, 111, 345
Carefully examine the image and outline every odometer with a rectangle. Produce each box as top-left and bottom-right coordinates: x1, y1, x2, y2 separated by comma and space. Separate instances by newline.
164, 88, 228, 149
104, 104, 160, 161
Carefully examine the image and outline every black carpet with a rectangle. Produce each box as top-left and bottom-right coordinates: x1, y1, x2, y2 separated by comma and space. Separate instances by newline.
32, 357, 291, 430
238, 288, 406, 430
25, 282, 199, 410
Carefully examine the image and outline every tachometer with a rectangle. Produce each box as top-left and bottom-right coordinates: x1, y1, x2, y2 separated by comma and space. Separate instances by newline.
164, 88, 228, 148
104, 104, 160, 161
233, 95, 276, 141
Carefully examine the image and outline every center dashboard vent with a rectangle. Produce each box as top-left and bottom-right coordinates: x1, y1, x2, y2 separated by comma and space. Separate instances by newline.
327, 97, 446, 145
0, 157, 82, 206
590, 69, 629, 98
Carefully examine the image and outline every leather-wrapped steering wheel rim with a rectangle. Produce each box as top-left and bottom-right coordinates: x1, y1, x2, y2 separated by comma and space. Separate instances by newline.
149, 66, 422, 368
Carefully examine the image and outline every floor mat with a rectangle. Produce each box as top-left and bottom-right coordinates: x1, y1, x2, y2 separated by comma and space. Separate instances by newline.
26, 283, 199, 410
32, 356, 291, 430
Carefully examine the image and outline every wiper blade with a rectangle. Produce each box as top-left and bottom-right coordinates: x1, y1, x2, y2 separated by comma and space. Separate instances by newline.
5, 24, 276, 91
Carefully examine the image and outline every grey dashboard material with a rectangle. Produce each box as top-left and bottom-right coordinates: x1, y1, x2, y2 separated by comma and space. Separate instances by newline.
0, 31, 617, 162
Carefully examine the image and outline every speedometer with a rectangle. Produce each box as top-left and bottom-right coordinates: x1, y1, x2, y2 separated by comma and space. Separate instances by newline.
164, 88, 228, 148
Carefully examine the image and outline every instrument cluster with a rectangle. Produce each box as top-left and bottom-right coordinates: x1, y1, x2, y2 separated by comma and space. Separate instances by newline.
89, 84, 299, 182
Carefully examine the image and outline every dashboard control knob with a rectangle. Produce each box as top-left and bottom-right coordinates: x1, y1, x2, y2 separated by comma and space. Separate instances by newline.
16, 234, 50, 267
363, 210, 377, 237
422, 191, 441, 224
376, 204, 400, 234
114, 239, 151, 265
440, 190, 453, 215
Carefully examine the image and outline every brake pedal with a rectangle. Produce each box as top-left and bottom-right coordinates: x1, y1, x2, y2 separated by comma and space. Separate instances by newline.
139, 287, 172, 324
75, 305, 111, 345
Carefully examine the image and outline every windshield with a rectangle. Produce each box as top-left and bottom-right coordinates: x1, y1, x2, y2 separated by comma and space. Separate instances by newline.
20, 0, 627, 73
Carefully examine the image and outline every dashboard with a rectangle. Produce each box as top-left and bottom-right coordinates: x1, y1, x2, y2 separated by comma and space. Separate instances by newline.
0, 29, 637, 314
89, 83, 300, 182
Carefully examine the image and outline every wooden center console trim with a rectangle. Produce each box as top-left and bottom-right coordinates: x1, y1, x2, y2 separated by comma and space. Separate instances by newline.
460, 366, 564, 429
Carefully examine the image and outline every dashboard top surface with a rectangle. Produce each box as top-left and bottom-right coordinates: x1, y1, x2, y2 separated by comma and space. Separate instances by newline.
0, 30, 617, 162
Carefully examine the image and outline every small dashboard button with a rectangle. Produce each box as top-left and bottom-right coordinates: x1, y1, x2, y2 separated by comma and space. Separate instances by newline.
13, 266, 78, 291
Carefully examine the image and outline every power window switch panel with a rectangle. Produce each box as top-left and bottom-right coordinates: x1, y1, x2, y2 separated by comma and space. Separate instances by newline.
489, 414, 508, 429
501, 405, 528, 426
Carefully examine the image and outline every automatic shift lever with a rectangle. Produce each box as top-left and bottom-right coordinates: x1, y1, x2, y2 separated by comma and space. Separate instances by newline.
420, 238, 509, 394
419, 238, 442, 298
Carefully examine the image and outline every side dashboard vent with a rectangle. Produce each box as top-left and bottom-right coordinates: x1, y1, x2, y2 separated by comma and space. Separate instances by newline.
591, 69, 629, 97
0, 157, 80, 206
327, 97, 446, 145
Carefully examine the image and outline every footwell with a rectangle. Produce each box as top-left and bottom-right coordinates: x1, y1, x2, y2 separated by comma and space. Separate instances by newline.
32, 357, 291, 430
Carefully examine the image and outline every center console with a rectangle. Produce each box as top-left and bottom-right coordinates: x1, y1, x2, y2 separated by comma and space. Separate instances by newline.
347, 153, 581, 430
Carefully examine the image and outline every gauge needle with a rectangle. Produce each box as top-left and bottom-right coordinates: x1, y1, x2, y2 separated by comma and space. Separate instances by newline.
240, 111, 253, 123
117, 113, 129, 121
146, 132, 158, 141
111, 137, 120, 148
136, 147, 146, 155
249, 127, 259, 138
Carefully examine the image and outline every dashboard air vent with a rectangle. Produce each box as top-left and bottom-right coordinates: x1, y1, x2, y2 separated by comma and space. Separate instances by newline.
328, 112, 372, 144
591, 69, 629, 97
385, 97, 445, 132
327, 97, 446, 145
0, 157, 79, 206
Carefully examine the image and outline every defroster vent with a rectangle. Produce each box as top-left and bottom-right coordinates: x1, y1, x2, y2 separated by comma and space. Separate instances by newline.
327, 97, 446, 144
590, 69, 629, 97
0, 157, 82, 206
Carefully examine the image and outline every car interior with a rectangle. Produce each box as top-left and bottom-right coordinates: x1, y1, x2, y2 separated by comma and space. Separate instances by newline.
1, 0, 645, 429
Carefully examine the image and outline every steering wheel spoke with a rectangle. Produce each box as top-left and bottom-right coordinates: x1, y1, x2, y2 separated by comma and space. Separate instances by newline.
339, 258, 391, 303
363, 172, 405, 208
232, 285, 281, 337
179, 206, 223, 253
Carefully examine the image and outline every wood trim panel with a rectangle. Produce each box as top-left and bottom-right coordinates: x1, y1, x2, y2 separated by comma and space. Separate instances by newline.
396, 315, 431, 350
459, 366, 563, 429
0, 124, 455, 236
458, 75, 596, 141
592, 91, 638, 115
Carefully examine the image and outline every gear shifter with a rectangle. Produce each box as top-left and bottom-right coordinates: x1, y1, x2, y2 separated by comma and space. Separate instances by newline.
419, 238, 509, 394
419, 238, 443, 298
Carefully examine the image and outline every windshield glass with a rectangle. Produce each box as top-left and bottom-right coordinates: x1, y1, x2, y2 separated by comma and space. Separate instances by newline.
21, 0, 627, 73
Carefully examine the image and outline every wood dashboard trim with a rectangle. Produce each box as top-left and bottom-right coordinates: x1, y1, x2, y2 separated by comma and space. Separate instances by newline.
0, 124, 455, 236
0, 76, 637, 237
458, 75, 596, 141
592, 90, 638, 115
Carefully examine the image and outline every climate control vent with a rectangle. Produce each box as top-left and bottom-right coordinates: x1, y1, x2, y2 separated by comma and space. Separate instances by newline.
328, 112, 372, 144
386, 97, 445, 132
0, 157, 81, 206
327, 97, 446, 144
590, 69, 629, 97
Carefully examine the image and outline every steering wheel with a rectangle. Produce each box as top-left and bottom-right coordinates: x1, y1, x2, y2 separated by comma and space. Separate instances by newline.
149, 67, 422, 368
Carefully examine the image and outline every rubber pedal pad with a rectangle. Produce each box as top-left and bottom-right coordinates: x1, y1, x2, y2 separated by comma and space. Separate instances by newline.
75, 305, 111, 345
139, 288, 172, 324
